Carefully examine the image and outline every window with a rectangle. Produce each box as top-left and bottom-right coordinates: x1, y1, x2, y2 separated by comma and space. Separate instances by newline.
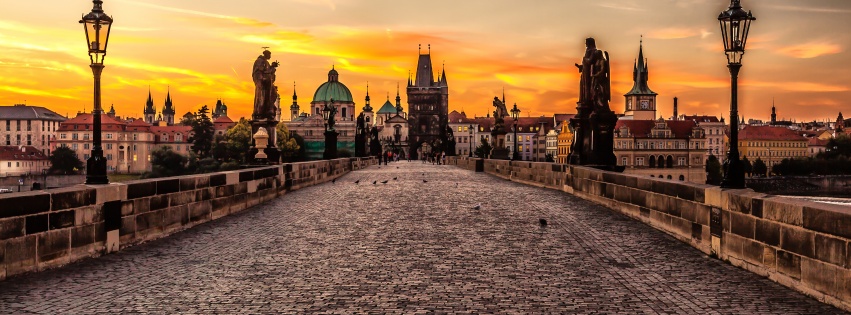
84, 143, 90, 149
4, 120, 8, 131
26, 135, 31, 145
16, 120, 20, 131
133, 134, 138, 141
105, 133, 113, 139
16, 134, 20, 145
621, 157, 628, 166
637, 157, 645, 166
27, 120, 31, 131
458, 126, 463, 132
176, 134, 183, 142
84, 154, 90, 160
72, 133, 78, 140
678, 157, 686, 166
106, 144, 112, 150
107, 154, 113, 161
161, 134, 168, 141
4, 135, 8, 145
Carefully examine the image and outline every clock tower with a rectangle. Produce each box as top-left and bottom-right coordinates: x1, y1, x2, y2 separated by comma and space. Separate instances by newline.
623, 38, 657, 120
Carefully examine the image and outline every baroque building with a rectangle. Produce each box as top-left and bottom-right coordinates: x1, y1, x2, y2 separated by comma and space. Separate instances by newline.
143, 88, 177, 126
0, 104, 66, 157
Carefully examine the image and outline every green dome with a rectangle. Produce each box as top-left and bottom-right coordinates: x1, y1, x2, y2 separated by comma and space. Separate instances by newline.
312, 67, 353, 102
313, 81, 353, 102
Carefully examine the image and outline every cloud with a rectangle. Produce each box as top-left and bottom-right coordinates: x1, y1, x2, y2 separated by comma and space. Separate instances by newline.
0, 85, 79, 99
596, 2, 645, 12
776, 42, 842, 59
118, 0, 275, 28
771, 5, 851, 14
644, 27, 710, 40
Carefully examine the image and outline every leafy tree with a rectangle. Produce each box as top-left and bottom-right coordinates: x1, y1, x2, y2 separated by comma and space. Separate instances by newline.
545, 153, 555, 163
742, 156, 753, 177
186, 152, 220, 174
144, 146, 187, 178
179, 112, 196, 126
705, 154, 723, 185
474, 136, 493, 158
189, 105, 214, 159
290, 132, 307, 162
224, 118, 252, 163
212, 134, 228, 162
817, 135, 851, 159
752, 158, 768, 177
49, 146, 83, 174
276, 122, 301, 162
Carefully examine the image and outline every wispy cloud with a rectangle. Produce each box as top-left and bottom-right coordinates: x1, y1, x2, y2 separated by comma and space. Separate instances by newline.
776, 42, 842, 59
644, 27, 712, 40
596, 2, 645, 12
771, 5, 851, 14
118, 0, 275, 27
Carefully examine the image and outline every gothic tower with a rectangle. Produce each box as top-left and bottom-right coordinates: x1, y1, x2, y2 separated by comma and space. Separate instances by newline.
290, 83, 300, 121
144, 88, 156, 124
623, 38, 657, 120
771, 100, 777, 125
362, 83, 373, 125
162, 87, 175, 125
407, 44, 449, 159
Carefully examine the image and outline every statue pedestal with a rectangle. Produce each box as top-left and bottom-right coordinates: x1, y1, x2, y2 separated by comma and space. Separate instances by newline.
324, 130, 338, 160
567, 101, 619, 171
489, 130, 509, 160
249, 118, 280, 164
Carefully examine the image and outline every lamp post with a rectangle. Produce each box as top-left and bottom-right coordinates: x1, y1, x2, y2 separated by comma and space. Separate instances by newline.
81, 0, 113, 185
510, 103, 520, 161
468, 124, 473, 157
718, 0, 755, 189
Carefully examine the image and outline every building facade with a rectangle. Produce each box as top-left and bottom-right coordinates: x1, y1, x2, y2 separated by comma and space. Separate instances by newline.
738, 125, 808, 176
0, 105, 66, 157
407, 47, 450, 159
0, 146, 50, 176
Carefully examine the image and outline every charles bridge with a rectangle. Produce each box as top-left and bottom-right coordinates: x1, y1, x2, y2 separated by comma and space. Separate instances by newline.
0, 157, 849, 313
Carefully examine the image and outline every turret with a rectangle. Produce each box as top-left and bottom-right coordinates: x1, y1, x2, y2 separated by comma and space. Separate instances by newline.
395, 83, 403, 114
362, 83, 373, 125
290, 83, 300, 121
144, 88, 156, 124
162, 87, 175, 125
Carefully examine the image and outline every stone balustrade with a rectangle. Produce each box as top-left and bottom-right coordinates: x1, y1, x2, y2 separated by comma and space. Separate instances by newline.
447, 156, 851, 311
0, 157, 376, 281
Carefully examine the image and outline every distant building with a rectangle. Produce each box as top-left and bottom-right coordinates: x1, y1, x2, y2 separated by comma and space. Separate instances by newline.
808, 137, 829, 157
738, 125, 808, 176
285, 67, 357, 159
407, 47, 450, 159
55, 113, 155, 174
448, 110, 477, 157
375, 86, 410, 155
621, 40, 658, 121
0, 104, 67, 157
545, 128, 558, 161
0, 145, 50, 176
212, 99, 229, 119
556, 121, 573, 164
143, 88, 177, 126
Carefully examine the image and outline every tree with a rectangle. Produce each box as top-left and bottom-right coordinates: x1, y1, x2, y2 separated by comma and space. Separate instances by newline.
189, 105, 214, 159
276, 122, 301, 162
144, 146, 187, 178
224, 118, 252, 163
290, 132, 307, 162
818, 135, 851, 159
752, 158, 768, 177
49, 146, 83, 174
474, 136, 493, 158
742, 156, 753, 177
705, 154, 723, 185
179, 112, 196, 126
545, 153, 555, 163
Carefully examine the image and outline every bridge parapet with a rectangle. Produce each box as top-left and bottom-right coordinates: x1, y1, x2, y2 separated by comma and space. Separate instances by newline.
448, 156, 851, 311
0, 157, 376, 281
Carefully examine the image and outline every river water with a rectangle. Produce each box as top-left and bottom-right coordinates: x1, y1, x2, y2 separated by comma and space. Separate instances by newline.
782, 196, 851, 206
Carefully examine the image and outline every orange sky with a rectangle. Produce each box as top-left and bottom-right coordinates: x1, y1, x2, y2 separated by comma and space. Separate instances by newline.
0, 0, 849, 123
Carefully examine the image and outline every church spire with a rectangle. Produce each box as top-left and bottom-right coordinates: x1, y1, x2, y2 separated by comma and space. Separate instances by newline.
625, 37, 657, 97
362, 82, 373, 112
395, 82, 403, 113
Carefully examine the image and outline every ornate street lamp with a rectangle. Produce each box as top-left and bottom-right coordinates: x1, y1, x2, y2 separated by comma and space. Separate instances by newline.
718, 0, 755, 189
81, 0, 113, 185
468, 124, 473, 157
510, 103, 521, 161
321, 101, 330, 131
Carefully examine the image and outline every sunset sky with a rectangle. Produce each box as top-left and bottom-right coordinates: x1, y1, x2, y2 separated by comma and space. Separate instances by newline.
0, 0, 849, 123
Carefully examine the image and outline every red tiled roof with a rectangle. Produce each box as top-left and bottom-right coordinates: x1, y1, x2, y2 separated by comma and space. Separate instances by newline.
0, 146, 48, 161
213, 116, 234, 123
554, 114, 576, 123
615, 119, 696, 138
57, 113, 127, 131
151, 125, 192, 133
682, 115, 720, 123
808, 138, 829, 146
739, 125, 807, 141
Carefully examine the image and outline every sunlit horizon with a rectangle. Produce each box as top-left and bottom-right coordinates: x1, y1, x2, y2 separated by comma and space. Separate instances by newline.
0, 0, 849, 123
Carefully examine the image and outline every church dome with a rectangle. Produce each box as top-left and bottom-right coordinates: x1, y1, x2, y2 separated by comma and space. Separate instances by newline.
312, 66, 352, 103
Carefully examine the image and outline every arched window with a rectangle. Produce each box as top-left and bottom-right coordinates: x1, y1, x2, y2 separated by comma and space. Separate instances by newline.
657, 156, 665, 168
667, 175, 672, 180
666, 155, 674, 168
649, 156, 656, 168
679, 175, 685, 181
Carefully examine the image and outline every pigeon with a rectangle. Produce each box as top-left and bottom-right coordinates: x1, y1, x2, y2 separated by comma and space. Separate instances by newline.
423, 179, 428, 183
332, 178, 336, 184
472, 203, 481, 210
355, 179, 360, 184
381, 180, 389, 184
373, 180, 377, 185
539, 219, 548, 227
397, 167, 399, 169
393, 177, 398, 181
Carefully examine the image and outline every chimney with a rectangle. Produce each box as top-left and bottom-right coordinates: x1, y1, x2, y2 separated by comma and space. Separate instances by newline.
673, 97, 678, 120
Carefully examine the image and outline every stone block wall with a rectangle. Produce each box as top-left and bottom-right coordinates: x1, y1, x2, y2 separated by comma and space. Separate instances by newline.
447, 156, 851, 311
0, 157, 376, 281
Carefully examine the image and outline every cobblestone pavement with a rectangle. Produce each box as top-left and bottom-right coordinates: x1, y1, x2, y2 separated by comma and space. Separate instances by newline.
0, 162, 845, 314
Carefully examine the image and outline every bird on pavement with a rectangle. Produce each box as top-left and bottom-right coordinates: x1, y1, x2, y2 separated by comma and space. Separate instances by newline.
423, 179, 428, 183
332, 178, 336, 184
355, 179, 360, 184
381, 180, 389, 184
472, 203, 481, 210
372, 180, 377, 185
393, 177, 397, 180
539, 218, 548, 227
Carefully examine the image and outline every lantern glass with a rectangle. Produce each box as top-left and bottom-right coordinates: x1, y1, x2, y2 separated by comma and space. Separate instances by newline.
718, 0, 755, 65
468, 125, 473, 135
80, 1, 113, 65
510, 104, 520, 120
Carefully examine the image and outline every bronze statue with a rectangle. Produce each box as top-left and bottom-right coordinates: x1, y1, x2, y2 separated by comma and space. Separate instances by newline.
575, 37, 609, 107
324, 100, 337, 131
252, 49, 280, 120
568, 37, 618, 168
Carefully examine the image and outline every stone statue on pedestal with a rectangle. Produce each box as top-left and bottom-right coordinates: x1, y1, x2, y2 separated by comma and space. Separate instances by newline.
568, 38, 620, 170
248, 49, 282, 164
